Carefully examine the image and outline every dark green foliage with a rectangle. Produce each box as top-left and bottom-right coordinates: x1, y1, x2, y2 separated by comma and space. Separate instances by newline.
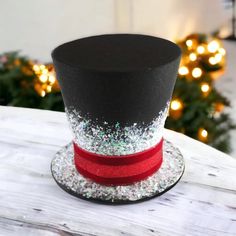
0, 52, 64, 111
165, 33, 235, 153
166, 76, 235, 153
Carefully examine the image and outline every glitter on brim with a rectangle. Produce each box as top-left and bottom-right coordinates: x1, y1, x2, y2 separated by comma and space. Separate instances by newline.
51, 139, 185, 203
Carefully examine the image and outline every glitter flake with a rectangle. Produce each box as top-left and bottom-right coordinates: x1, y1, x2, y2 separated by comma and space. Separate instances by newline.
51, 140, 185, 203
66, 102, 170, 156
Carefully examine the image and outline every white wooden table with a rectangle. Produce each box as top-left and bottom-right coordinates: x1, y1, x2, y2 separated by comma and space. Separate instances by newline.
0, 106, 236, 236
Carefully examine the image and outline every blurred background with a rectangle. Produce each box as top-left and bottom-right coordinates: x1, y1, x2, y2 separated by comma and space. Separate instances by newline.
0, 0, 236, 155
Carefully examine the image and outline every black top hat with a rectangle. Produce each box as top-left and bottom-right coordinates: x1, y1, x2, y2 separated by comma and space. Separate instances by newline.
51, 34, 185, 203
52, 34, 181, 156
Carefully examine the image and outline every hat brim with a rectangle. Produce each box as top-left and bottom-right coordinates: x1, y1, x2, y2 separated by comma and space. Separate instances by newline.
51, 139, 185, 204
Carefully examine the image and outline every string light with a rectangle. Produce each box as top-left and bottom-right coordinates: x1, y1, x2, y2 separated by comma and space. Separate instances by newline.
32, 63, 58, 97
197, 45, 205, 54
215, 53, 222, 63
186, 39, 193, 47
198, 128, 208, 142
192, 67, 202, 78
218, 48, 226, 56
42, 68, 48, 75
178, 66, 189, 75
173, 34, 227, 145
170, 99, 183, 111
201, 129, 208, 138
46, 85, 52, 93
39, 64, 45, 70
215, 102, 225, 113
170, 99, 183, 119
39, 74, 47, 83
189, 53, 197, 61
201, 82, 210, 95
209, 57, 217, 65
207, 40, 219, 53
180, 36, 225, 81
33, 64, 40, 73
48, 74, 56, 83
41, 90, 46, 97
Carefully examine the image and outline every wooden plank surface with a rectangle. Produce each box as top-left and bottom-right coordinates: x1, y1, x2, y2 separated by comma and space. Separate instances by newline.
0, 106, 236, 236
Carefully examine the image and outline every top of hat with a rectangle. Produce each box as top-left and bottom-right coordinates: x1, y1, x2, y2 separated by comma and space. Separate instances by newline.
51, 34, 181, 72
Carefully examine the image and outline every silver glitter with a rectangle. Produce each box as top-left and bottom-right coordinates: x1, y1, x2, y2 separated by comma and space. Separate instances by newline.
51, 140, 185, 203
65, 102, 170, 156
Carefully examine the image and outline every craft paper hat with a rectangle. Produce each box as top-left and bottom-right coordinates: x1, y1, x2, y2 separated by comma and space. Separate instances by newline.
51, 34, 184, 203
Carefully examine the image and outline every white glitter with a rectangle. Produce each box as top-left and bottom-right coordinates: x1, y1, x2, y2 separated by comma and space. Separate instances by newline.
51, 140, 185, 203
66, 102, 170, 155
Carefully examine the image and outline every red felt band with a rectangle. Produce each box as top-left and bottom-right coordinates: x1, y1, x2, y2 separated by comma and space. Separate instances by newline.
73, 138, 163, 186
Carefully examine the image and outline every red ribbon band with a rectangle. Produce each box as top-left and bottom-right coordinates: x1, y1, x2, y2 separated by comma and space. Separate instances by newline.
73, 138, 163, 186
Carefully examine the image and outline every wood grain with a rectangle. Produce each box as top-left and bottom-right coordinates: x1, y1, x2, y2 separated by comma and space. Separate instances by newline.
0, 106, 236, 236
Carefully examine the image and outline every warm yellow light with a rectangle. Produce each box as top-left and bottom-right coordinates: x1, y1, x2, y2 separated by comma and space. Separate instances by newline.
200, 129, 208, 138
189, 53, 197, 61
215, 103, 225, 113
192, 67, 202, 78
201, 83, 210, 93
215, 53, 222, 63
39, 74, 48, 83
198, 128, 208, 142
178, 66, 189, 75
42, 68, 48, 75
197, 45, 205, 54
218, 48, 226, 56
186, 39, 193, 47
171, 99, 183, 111
39, 64, 46, 70
46, 85, 52, 93
48, 74, 56, 83
207, 40, 219, 53
41, 90, 46, 97
209, 57, 217, 65
33, 64, 40, 72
